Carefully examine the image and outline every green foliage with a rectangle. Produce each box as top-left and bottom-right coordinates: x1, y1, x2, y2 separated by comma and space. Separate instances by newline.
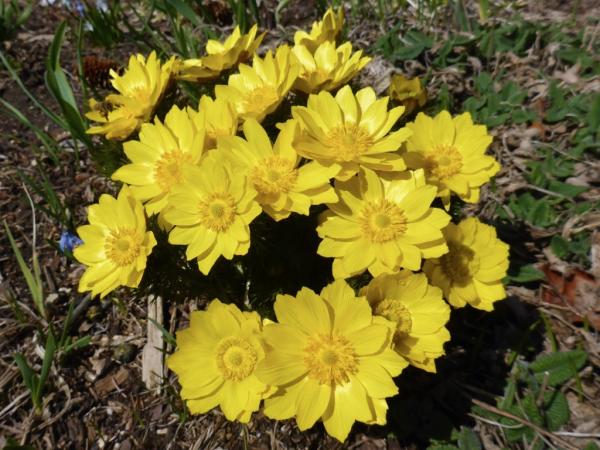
470, 350, 587, 448
0, 0, 31, 41
528, 350, 587, 386
506, 264, 546, 284
76, 0, 124, 48
463, 72, 536, 127
46, 21, 92, 150
550, 233, 592, 264
374, 26, 433, 62
5, 218, 90, 414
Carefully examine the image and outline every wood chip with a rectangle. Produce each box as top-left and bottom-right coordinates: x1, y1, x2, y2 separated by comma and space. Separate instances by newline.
142, 295, 165, 392
93, 367, 129, 397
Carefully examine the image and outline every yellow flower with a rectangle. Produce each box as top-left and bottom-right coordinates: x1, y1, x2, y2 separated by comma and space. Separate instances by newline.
388, 74, 427, 115
424, 217, 509, 311
215, 45, 299, 122
361, 271, 450, 372
292, 41, 371, 94
86, 52, 175, 140
163, 154, 262, 274
294, 7, 344, 53
177, 25, 265, 81
292, 85, 410, 180
168, 299, 272, 422
405, 111, 500, 209
196, 95, 239, 149
112, 105, 205, 215
218, 119, 338, 221
256, 279, 406, 442
74, 186, 156, 298
317, 169, 450, 279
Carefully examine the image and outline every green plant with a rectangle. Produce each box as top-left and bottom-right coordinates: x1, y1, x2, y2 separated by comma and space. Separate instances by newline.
0, 21, 93, 164
6, 219, 90, 413
0, 0, 32, 41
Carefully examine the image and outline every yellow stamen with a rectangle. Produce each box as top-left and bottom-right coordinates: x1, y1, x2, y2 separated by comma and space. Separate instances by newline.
373, 300, 412, 344
424, 144, 463, 179
242, 86, 279, 116
440, 242, 479, 285
154, 150, 192, 191
105, 228, 142, 266
250, 156, 298, 196
303, 333, 358, 385
324, 124, 373, 161
215, 337, 258, 381
198, 192, 237, 232
359, 200, 407, 243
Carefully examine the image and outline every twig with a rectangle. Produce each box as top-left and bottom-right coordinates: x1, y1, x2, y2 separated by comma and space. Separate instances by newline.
470, 398, 579, 450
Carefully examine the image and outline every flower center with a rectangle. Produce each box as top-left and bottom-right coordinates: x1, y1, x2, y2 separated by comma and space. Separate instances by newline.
215, 337, 258, 381
250, 156, 298, 197
373, 299, 412, 345
324, 124, 373, 162
359, 200, 407, 243
105, 228, 142, 267
198, 192, 237, 232
242, 86, 279, 117
303, 333, 358, 385
440, 242, 479, 285
424, 145, 463, 179
154, 150, 193, 191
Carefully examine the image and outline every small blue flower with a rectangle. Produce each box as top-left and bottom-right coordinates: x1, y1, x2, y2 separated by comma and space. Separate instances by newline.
59, 231, 83, 254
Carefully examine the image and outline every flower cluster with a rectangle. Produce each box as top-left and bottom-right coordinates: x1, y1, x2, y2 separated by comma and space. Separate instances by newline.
75, 7, 509, 442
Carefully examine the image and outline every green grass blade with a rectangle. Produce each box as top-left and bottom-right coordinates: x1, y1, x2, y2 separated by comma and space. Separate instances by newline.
4, 221, 45, 319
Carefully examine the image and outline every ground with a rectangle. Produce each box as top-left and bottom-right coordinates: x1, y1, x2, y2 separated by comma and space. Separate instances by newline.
0, 1, 599, 449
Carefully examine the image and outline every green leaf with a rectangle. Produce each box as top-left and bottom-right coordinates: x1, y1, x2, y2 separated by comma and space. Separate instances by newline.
13, 353, 36, 394
542, 391, 569, 431
587, 94, 600, 129
529, 350, 587, 386
45, 21, 90, 146
547, 181, 587, 198
583, 443, 600, 450
149, 318, 177, 347
4, 222, 45, 318
427, 445, 460, 450
35, 332, 56, 401
166, 0, 203, 26
550, 235, 569, 258
527, 199, 554, 227
508, 264, 545, 283
457, 427, 482, 450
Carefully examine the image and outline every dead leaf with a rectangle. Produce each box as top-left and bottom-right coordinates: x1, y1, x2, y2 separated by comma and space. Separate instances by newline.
93, 367, 129, 397
541, 264, 600, 330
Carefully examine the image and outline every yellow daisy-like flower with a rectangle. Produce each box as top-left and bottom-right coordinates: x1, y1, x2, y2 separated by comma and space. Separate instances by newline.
86, 52, 175, 140
112, 105, 205, 215
256, 279, 406, 442
177, 25, 265, 81
215, 45, 299, 123
74, 187, 156, 298
317, 168, 450, 279
196, 95, 239, 149
361, 271, 451, 373
218, 119, 338, 221
292, 85, 410, 180
405, 111, 500, 209
424, 217, 509, 311
163, 154, 262, 275
388, 73, 427, 115
292, 41, 371, 94
168, 299, 272, 422
294, 7, 344, 53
